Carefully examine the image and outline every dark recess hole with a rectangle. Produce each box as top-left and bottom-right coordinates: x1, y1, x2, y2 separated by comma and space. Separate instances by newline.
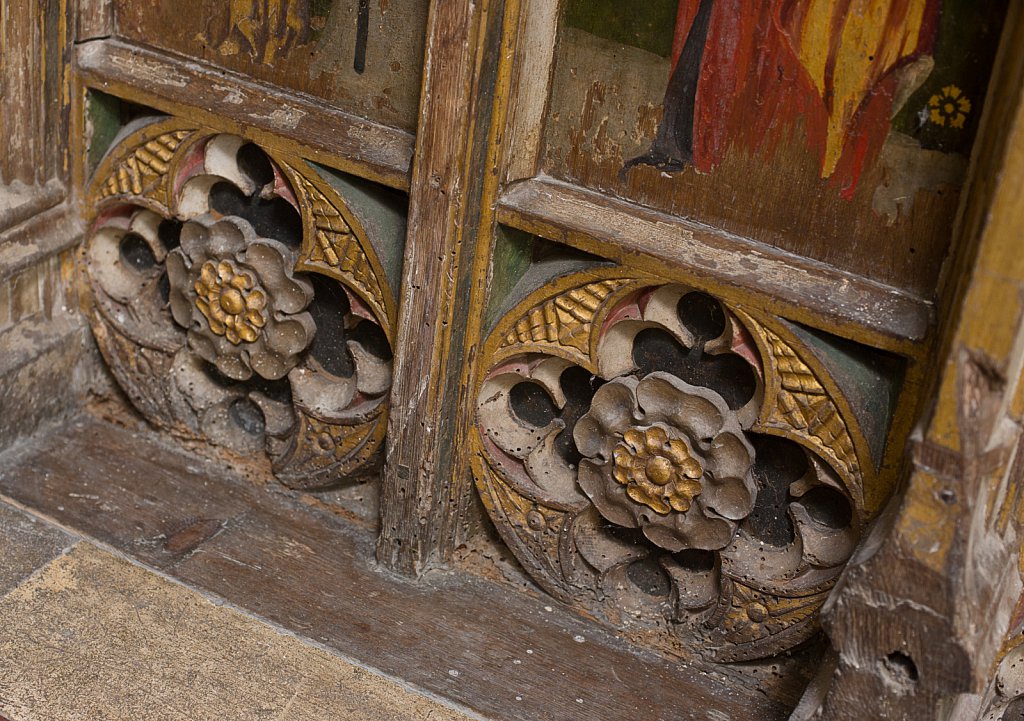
673, 548, 716, 572
743, 435, 807, 547
509, 381, 558, 428
677, 292, 726, 344
158, 218, 182, 250
631, 293, 756, 410
248, 373, 293, 406
307, 275, 356, 378
229, 397, 265, 436
209, 181, 303, 249
553, 366, 602, 466
882, 651, 919, 686
627, 557, 671, 596
119, 232, 156, 271
237, 143, 275, 187
508, 366, 602, 466
349, 317, 393, 362
799, 485, 853, 528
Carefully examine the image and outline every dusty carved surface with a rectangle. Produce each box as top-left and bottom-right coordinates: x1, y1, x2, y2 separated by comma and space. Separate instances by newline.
473, 271, 888, 662
82, 117, 395, 489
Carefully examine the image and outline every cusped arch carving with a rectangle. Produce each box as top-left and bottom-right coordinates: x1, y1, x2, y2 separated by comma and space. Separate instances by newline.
82, 117, 396, 489
472, 270, 890, 662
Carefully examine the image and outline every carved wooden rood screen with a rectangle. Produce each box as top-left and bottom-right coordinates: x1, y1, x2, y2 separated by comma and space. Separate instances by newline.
3, 0, 1024, 719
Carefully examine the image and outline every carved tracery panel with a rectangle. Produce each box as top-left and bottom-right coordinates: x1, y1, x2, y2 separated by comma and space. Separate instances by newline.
82, 117, 397, 489
472, 267, 896, 662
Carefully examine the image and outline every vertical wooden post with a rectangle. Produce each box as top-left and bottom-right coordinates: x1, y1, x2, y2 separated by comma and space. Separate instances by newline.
1, 0, 45, 185
75, 0, 114, 42
376, 0, 506, 574
795, 10, 1024, 719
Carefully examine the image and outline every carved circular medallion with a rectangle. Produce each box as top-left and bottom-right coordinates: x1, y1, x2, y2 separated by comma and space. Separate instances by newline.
82, 120, 395, 488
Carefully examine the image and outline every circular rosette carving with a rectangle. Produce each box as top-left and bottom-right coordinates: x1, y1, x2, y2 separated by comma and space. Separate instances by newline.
166, 216, 315, 381
474, 280, 869, 662
574, 374, 756, 552
81, 120, 394, 488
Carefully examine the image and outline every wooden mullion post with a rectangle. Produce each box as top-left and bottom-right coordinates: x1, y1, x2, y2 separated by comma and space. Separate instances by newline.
376, 0, 507, 574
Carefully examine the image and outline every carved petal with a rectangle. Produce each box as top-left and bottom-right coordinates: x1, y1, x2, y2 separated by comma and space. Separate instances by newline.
249, 390, 296, 437
721, 531, 805, 584
578, 460, 638, 529
573, 510, 647, 573
204, 134, 257, 195
573, 378, 639, 459
703, 433, 756, 520
790, 503, 858, 568
700, 477, 754, 522
288, 365, 358, 418
350, 341, 392, 397
166, 250, 194, 328
643, 512, 735, 553
252, 315, 316, 380
635, 373, 725, 442
524, 428, 587, 505
245, 240, 314, 314
661, 554, 719, 612
478, 374, 562, 461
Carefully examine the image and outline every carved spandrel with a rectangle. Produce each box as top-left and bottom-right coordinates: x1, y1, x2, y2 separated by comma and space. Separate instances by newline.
89, 121, 197, 213
81, 118, 395, 488
284, 164, 393, 337
473, 275, 889, 663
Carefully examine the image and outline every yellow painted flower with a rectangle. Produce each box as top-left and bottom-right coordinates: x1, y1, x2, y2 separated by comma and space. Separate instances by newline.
928, 85, 971, 129
612, 426, 704, 515
194, 259, 267, 345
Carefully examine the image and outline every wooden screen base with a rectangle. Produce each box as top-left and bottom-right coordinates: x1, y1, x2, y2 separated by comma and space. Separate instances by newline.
0, 413, 799, 721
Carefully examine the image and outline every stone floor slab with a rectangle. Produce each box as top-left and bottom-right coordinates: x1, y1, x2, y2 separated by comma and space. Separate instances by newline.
0, 500, 73, 596
0, 543, 475, 721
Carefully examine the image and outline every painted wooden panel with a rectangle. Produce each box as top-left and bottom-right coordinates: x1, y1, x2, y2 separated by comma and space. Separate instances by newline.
543, 0, 1007, 297
113, 0, 428, 131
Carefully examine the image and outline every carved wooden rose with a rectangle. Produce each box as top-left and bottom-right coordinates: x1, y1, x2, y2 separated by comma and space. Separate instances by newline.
166, 216, 315, 381
574, 372, 756, 552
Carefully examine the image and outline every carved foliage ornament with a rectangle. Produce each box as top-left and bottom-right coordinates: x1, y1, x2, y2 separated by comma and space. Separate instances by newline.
82, 118, 395, 488
474, 276, 877, 662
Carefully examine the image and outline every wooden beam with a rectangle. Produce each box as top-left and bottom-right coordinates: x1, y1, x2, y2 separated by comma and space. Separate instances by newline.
74, 39, 415, 191
498, 176, 932, 355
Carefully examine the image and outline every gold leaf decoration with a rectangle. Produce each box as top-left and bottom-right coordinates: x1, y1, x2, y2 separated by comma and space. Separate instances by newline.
707, 582, 829, 662
762, 326, 861, 483
289, 170, 387, 319
474, 455, 576, 602
99, 130, 192, 204
273, 407, 387, 489
499, 279, 632, 353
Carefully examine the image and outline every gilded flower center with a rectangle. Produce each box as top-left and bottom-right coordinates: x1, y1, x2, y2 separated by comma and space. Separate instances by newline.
194, 259, 268, 346
612, 426, 704, 515
220, 288, 245, 315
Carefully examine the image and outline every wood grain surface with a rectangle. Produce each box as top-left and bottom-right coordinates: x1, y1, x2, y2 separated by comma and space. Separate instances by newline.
0, 416, 792, 721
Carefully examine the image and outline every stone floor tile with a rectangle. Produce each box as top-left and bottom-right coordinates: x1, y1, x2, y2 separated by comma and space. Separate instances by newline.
0, 543, 476, 721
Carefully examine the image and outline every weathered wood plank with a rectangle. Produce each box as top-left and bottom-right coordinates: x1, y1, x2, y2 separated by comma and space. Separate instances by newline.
376, 0, 504, 573
0, 417, 791, 721
75, 0, 114, 41
75, 39, 415, 190
498, 176, 932, 353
